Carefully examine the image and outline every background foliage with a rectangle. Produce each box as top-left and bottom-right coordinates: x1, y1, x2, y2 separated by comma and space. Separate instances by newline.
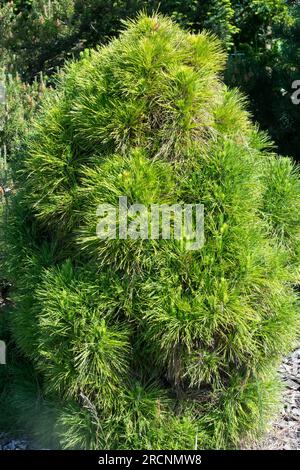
1, 1, 300, 159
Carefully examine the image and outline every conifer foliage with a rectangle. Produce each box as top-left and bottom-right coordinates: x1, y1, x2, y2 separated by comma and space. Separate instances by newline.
2, 14, 300, 449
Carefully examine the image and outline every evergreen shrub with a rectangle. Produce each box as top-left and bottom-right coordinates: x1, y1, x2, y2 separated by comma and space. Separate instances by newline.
2, 14, 300, 449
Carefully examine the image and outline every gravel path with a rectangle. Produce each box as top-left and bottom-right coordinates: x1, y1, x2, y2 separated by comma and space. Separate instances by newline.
0, 434, 29, 450
1, 348, 300, 450
244, 347, 300, 450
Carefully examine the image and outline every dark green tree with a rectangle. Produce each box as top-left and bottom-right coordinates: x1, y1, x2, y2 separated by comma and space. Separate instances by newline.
226, 1, 300, 159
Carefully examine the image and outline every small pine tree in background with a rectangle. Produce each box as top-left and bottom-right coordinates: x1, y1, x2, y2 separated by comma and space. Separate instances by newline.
0, 66, 48, 274
0, 64, 49, 437
1, 14, 300, 449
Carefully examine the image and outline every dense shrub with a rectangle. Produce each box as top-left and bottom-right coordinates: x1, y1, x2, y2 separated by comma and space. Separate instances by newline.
2, 14, 300, 449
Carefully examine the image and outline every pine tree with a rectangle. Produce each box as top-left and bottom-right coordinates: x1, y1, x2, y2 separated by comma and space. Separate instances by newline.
1, 13, 300, 449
